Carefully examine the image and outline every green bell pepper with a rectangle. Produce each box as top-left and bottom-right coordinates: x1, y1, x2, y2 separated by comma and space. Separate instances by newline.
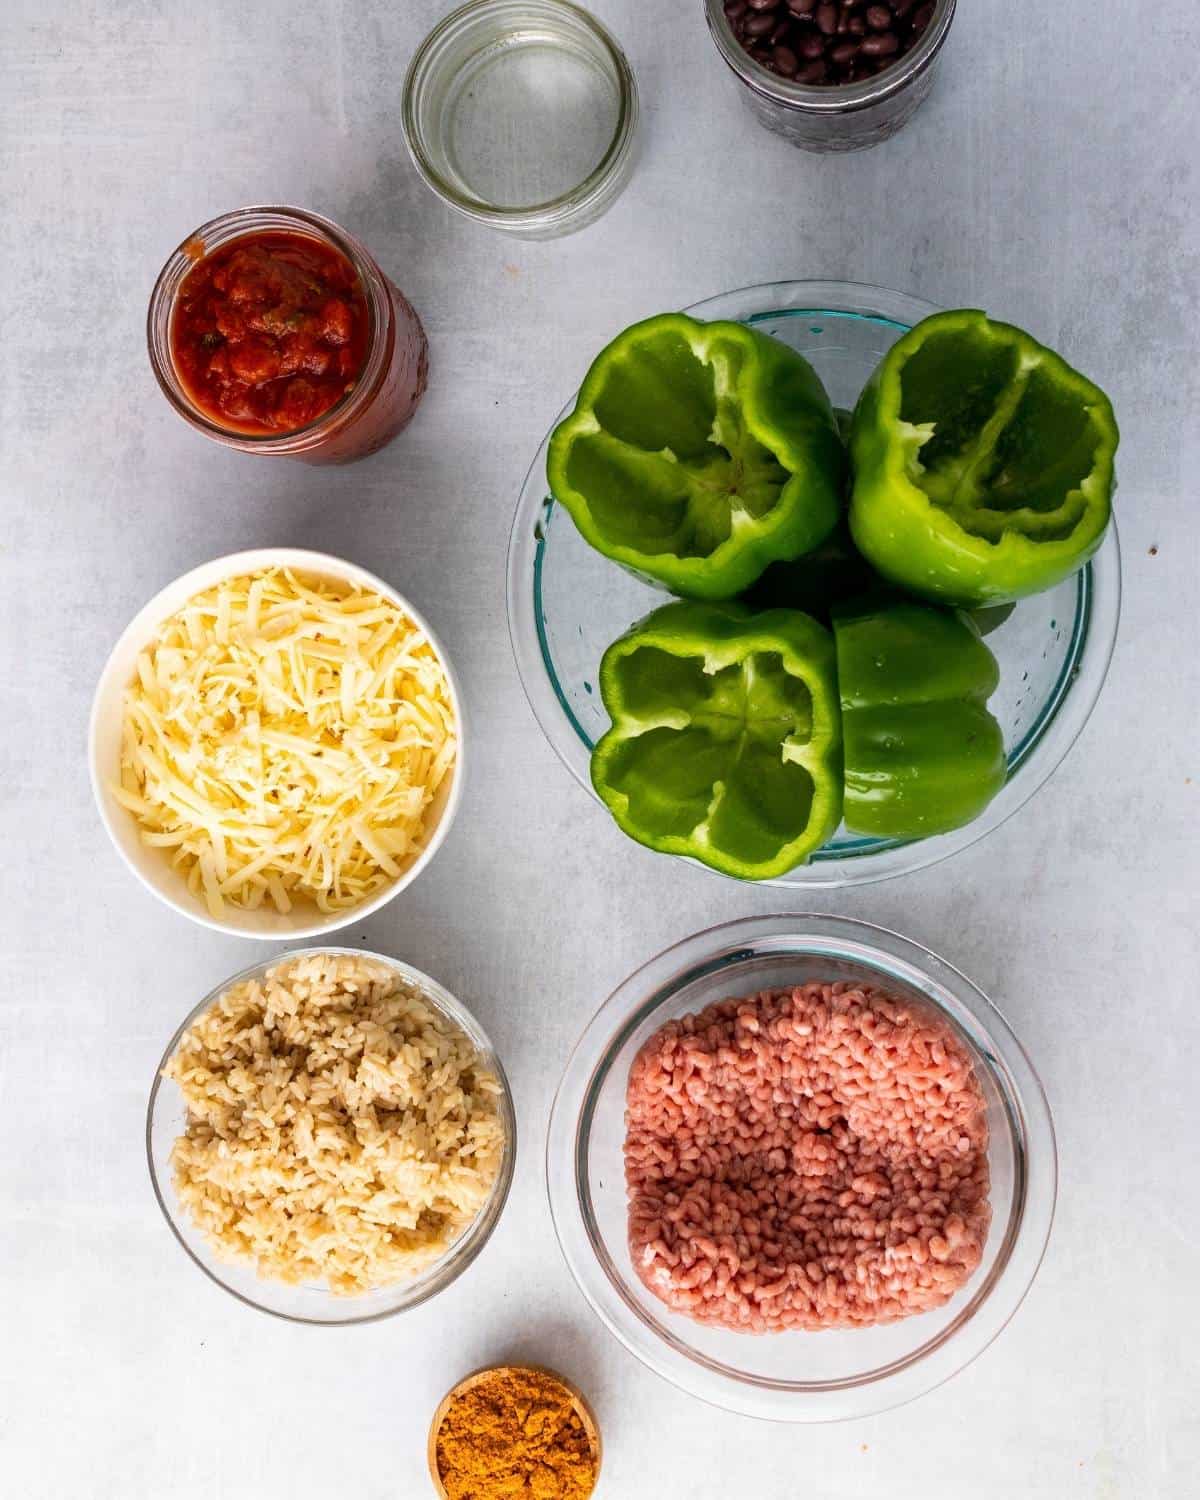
741, 516, 880, 622
548, 313, 845, 600
591, 600, 843, 879
849, 310, 1118, 606
832, 596, 1007, 840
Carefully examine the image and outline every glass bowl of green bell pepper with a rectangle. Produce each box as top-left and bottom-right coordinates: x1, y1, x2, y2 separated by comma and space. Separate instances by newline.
545, 914, 1057, 1421
507, 280, 1121, 887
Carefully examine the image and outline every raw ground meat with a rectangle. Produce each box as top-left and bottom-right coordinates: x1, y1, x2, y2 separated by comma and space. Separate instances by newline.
624, 982, 991, 1332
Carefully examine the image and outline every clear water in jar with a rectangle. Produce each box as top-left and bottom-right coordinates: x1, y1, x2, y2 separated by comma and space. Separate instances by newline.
440, 21, 620, 209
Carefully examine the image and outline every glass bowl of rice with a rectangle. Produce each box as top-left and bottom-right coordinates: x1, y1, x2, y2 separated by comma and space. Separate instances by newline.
147, 947, 516, 1324
546, 914, 1056, 1420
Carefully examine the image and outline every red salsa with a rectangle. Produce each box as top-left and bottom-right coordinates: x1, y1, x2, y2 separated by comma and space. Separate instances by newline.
170, 231, 369, 435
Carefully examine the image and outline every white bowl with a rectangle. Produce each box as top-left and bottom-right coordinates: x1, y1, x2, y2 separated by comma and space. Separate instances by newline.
89, 548, 465, 939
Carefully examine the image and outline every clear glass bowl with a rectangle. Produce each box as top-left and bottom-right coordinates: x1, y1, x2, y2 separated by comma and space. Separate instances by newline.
545, 915, 1057, 1421
506, 280, 1122, 887
147, 948, 516, 1326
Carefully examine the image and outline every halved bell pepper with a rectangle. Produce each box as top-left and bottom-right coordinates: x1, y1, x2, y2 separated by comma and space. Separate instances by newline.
832, 596, 1006, 839
590, 601, 842, 879
548, 313, 845, 600
849, 310, 1118, 606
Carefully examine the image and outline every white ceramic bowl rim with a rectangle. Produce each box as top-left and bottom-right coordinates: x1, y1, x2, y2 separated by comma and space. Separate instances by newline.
545, 914, 1058, 1422
147, 945, 517, 1325
88, 548, 465, 939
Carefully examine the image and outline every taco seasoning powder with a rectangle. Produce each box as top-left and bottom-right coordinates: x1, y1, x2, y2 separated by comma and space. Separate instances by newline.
432, 1365, 599, 1500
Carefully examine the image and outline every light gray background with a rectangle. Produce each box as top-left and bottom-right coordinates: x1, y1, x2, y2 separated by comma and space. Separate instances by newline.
3, 2, 1197, 1496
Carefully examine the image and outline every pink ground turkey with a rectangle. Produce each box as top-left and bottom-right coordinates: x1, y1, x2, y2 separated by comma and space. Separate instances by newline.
624, 982, 991, 1333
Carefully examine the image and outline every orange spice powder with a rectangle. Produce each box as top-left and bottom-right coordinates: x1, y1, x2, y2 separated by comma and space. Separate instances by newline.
434, 1367, 598, 1500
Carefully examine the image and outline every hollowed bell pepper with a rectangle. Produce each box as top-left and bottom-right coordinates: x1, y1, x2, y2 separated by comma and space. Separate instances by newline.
548, 313, 845, 600
832, 596, 1006, 840
591, 601, 843, 879
849, 310, 1118, 606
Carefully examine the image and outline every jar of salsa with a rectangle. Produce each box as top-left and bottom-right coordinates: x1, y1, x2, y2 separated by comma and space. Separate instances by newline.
147, 207, 428, 463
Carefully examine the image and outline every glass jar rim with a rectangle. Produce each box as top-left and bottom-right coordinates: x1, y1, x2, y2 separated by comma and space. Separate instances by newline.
401, 0, 638, 230
704, 0, 956, 112
146, 205, 391, 453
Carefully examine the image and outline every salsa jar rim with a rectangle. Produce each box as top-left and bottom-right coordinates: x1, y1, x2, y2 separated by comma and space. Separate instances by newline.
146, 205, 396, 454
703, 0, 956, 114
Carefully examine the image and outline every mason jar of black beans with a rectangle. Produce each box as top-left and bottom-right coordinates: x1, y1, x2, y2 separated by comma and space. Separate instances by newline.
704, 0, 956, 152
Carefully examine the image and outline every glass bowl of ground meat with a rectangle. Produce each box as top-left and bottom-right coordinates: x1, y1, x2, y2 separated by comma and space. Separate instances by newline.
546, 914, 1056, 1421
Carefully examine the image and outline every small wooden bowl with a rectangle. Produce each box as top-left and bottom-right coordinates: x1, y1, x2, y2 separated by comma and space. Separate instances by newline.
428, 1363, 602, 1498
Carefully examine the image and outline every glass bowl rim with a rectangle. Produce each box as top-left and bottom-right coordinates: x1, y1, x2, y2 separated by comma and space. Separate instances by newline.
505, 277, 1123, 888
401, 0, 639, 228
545, 913, 1057, 1421
146, 945, 517, 1326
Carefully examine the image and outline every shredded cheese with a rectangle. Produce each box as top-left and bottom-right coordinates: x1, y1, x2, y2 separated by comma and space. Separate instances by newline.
116, 568, 456, 918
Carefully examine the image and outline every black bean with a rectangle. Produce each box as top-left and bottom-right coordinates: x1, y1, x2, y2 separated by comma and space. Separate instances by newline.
773, 43, 800, 73
728, 0, 933, 87
743, 10, 778, 36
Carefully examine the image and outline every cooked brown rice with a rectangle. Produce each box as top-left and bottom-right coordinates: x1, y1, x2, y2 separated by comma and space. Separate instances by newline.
164, 952, 505, 1294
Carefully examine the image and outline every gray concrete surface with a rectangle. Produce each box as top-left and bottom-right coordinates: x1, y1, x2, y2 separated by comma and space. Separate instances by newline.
2, 2, 1197, 1496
